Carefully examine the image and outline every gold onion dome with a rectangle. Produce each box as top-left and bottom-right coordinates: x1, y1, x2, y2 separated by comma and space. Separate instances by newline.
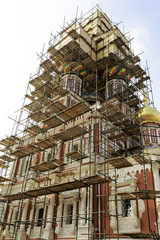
137, 98, 160, 124
59, 62, 87, 77
103, 66, 131, 82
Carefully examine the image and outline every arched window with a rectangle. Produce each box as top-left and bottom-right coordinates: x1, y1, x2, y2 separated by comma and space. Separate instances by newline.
151, 129, 157, 143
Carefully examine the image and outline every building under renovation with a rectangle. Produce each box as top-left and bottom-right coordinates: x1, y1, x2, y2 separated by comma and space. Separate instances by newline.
0, 6, 160, 240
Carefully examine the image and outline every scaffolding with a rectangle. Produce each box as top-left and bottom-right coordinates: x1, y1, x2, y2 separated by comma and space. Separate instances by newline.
0, 5, 160, 240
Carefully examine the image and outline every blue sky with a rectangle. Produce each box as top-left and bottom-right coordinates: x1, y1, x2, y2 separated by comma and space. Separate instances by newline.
0, 0, 160, 139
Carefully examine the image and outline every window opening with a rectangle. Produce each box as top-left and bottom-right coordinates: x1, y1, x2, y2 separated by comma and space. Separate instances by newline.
122, 200, 131, 217
37, 208, 44, 226
151, 130, 156, 143
68, 78, 73, 90
66, 204, 73, 225
73, 144, 78, 151
47, 152, 52, 162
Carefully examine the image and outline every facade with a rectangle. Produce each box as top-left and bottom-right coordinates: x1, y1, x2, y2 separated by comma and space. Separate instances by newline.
0, 7, 160, 240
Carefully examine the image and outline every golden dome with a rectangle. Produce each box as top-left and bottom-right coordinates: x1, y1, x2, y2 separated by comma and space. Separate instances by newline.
137, 105, 160, 124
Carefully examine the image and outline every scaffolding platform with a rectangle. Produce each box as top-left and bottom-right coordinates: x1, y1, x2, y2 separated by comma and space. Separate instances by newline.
116, 192, 136, 200
24, 101, 41, 112
0, 163, 9, 169
0, 155, 15, 162
35, 136, 56, 149
31, 159, 64, 172
10, 144, 40, 158
54, 125, 88, 142
0, 136, 21, 147
102, 126, 118, 134
44, 101, 66, 116
131, 190, 160, 199
25, 94, 35, 101
135, 81, 146, 90
113, 85, 137, 100
106, 156, 132, 169
117, 190, 160, 200
131, 153, 150, 164
0, 176, 10, 183
66, 150, 88, 161
31, 83, 53, 98
29, 111, 47, 123
37, 96, 52, 106
108, 132, 127, 140
30, 71, 54, 85
3, 172, 105, 201
24, 125, 44, 136
58, 101, 90, 121
32, 176, 51, 188
43, 115, 64, 130
40, 59, 56, 72
80, 174, 105, 185
98, 101, 124, 121
122, 233, 155, 239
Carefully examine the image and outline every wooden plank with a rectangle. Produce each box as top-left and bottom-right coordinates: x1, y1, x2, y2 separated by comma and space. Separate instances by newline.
0, 164, 9, 169
98, 101, 124, 121
66, 150, 88, 160
131, 191, 153, 199
80, 174, 105, 184
37, 96, 52, 106
108, 132, 126, 140
29, 111, 47, 122
48, 180, 85, 193
31, 83, 53, 98
24, 101, 41, 112
58, 102, 90, 121
107, 156, 132, 169
24, 125, 44, 136
3, 172, 105, 200
102, 126, 118, 134
33, 176, 51, 183
43, 116, 64, 130
3, 193, 23, 201
29, 77, 43, 88
116, 192, 136, 200
35, 137, 56, 149
113, 86, 136, 100
135, 81, 146, 90
40, 59, 55, 71
0, 147, 10, 152
0, 155, 15, 162
0, 136, 21, 147
10, 144, 39, 158
0, 176, 10, 182
54, 126, 88, 142
107, 111, 124, 121
25, 94, 35, 101
31, 159, 64, 172
131, 154, 149, 165
44, 101, 66, 116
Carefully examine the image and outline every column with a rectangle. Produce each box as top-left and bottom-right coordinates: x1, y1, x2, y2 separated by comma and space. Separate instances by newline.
87, 186, 94, 233
27, 200, 34, 237
72, 195, 77, 234
2, 206, 13, 239
43, 194, 55, 240
17, 200, 29, 240
90, 121, 94, 154
55, 197, 63, 235
80, 188, 86, 226
152, 161, 160, 230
